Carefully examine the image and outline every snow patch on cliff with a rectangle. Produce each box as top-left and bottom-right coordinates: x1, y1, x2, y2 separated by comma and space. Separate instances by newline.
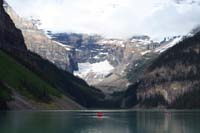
154, 36, 183, 53
74, 60, 114, 84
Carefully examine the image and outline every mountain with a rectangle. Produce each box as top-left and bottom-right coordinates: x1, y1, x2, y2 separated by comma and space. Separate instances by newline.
124, 32, 200, 109
2, 3, 200, 133
50, 32, 183, 94
0, 0, 105, 110
3, 1, 78, 73
2, 0, 198, 110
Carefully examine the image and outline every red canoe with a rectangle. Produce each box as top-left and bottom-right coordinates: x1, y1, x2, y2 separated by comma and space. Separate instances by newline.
97, 112, 104, 117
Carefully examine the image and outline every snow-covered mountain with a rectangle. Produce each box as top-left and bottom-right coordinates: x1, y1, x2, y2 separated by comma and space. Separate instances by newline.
49, 32, 186, 93
154, 36, 183, 53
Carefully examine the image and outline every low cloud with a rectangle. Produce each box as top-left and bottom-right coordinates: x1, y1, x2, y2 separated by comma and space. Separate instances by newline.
6, 0, 200, 39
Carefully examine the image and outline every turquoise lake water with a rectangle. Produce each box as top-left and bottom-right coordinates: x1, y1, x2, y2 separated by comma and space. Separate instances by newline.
0, 110, 200, 133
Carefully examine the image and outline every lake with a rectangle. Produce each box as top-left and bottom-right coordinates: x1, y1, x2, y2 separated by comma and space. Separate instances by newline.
0, 110, 200, 133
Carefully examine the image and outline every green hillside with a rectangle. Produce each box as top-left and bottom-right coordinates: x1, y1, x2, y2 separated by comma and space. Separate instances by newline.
0, 50, 61, 104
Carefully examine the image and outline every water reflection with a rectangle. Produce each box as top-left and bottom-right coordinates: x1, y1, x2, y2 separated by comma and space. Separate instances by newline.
136, 111, 200, 133
0, 111, 199, 133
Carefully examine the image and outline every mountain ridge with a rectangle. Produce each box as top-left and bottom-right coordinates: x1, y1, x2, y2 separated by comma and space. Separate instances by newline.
123, 32, 200, 109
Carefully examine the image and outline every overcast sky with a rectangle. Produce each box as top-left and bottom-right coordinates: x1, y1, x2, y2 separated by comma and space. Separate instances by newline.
6, 0, 200, 40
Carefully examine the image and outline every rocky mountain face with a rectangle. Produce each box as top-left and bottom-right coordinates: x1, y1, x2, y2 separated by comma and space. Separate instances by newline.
3, 1, 77, 73
123, 32, 200, 109
50, 32, 183, 93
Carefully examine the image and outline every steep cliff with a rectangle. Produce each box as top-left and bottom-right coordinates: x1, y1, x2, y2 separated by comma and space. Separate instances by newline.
3, 1, 77, 72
